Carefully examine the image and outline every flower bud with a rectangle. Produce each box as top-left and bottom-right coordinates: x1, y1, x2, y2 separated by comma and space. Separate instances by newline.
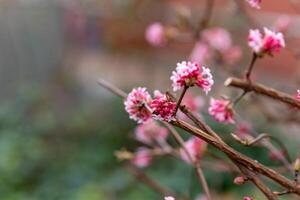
294, 158, 300, 172
234, 176, 246, 185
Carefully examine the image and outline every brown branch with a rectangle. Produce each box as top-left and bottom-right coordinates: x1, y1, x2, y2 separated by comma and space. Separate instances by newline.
238, 165, 279, 200
171, 119, 300, 195
224, 77, 300, 109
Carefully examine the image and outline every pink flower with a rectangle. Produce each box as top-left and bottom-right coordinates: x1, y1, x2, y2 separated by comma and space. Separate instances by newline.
145, 22, 166, 47
131, 147, 152, 168
243, 197, 253, 200
235, 122, 252, 136
208, 98, 235, 124
248, 28, 285, 56
296, 90, 300, 100
170, 61, 214, 94
150, 90, 176, 122
221, 45, 242, 65
246, 0, 261, 9
134, 120, 169, 145
202, 27, 232, 52
124, 87, 152, 124
180, 137, 207, 164
189, 42, 211, 63
164, 197, 175, 200
273, 15, 291, 33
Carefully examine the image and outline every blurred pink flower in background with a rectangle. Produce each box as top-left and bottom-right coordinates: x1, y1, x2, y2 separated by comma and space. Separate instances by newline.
248, 28, 285, 56
189, 42, 211, 63
124, 87, 152, 124
202, 27, 232, 52
131, 147, 152, 168
235, 122, 252, 136
164, 196, 175, 200
246, 0, 261, 9
170, 61, 214, 94
273, 15, 291, 33
150, 90, 176, 122
296, 90, 300, 100
134, 120, 169, 145
145, 22, 166, 47
243, 197, 253, 200
178, 93, 205, 120
208, 98, 235, 124
180, 137, 207, 164
221, 45, 242, 65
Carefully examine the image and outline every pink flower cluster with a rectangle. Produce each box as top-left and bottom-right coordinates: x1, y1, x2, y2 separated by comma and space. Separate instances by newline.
150, 90, 176, 122
248, 28, 285, 56
296, 90, 300, 100
180, 137, 207, 164
170, 61, 214, 94
246, 0, 261, 9
145, 22, 166, 47
134, 120, 169, 145
243, 197, 253, 200
208, 98, 235, 124
131, 147, 152, 168
124, 87, 152, 124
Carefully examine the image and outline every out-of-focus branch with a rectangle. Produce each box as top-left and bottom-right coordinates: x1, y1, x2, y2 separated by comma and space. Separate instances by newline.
125, 164, 185, 199
163, 122, 212, 200
225, 77, 300, 109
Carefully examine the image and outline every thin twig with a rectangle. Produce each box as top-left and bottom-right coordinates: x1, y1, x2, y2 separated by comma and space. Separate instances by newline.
163, 122, 212, 200
175, 86, 188, 114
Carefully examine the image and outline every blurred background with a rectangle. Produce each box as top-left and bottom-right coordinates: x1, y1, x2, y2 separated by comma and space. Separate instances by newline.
0, 0, 300, 199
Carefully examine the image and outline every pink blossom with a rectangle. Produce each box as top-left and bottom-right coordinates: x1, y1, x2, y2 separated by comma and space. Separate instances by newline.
124, 87, 152, 124
208, 98, 235, 124
164, 197, 175, 200
296, 90, 300, 100
202, 27, 232, 52
170, 61, 214, 94
246, 0, 261, 9
235, 122, 252, 136
248, 28, 285, 56
189, 42, 211, 63
273, 15, 291, 32
180, 137, 207, 164
134, 120, 169, 145
150, 90, 176, 122
222, 45, 242, 65
131, 147, 152, 168
145, 22, 166, 47
243, 197, 253, 200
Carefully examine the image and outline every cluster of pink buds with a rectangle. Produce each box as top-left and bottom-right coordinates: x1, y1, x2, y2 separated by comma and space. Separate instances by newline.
208, 98, 235, 124
170, 61, 214, 94
124, 87, 152, 124
131, 147, 152, 168
180, 137, 207, 164
248, 27, 285, 56
246, 0, 262, 9
134, 120, 169, 145
150, 90, 177, 122
145, 22, 167, 47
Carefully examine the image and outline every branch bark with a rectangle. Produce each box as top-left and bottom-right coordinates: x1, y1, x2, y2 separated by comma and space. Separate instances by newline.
225, 77, 300, 109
